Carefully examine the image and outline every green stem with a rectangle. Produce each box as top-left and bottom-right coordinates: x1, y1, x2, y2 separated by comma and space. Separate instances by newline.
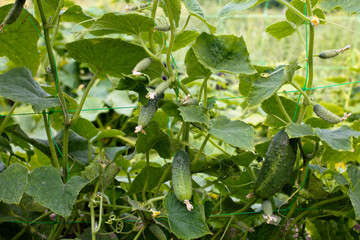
146, 196, 166, 206
192, 134, 210, 165
290, 82, 311, 104
277, 0, 310, 22
154, 164, 172, 196
94, 192, 104, 233
179, 82, 190, 95
177, 15, 191, 35
11, 227, 28, 240
211, 197, 258, 218
164, 0, 176, 76
202, 74, 211, 109
88, 140, 92, 163
36, 0, 69, 125
138, 36, 160, 60
43, 112, 60, 169
148, 0, 159, 52
72, 71, 99, 125
274, 94, 292, 123
49, 220, 66, 240
0, 102, 20, 135
133, 222, 147, 240
295, 27, 307, 48
90, 181, 100, 240
142, 151, 150, 202
62, 126, 70, 182
50, 0, 65, 26
284, 195, 348, 236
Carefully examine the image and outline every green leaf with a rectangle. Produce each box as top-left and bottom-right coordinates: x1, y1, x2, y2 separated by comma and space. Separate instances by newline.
60, 5, 94, 28
219, 0, 267, 17
172, 30, 200, 52
127, 165, 171, 195
91, 129, 125, 142
89, 13, 154, 36
0, 5, 40, 73
0, 68, 60, 112
135, 121, 171, 159
179, 106, 208, 124
247, 66, 285, 106
164, 192, 211, 240
209, 115, 254, 151
319, 0, 360, 14
66, 38, 159, 79
285, 0, 307, 26
181, 0, 216, 33
347, 166, 360, 219
261, 95, 303, 127
185, 47, 211, 79
160, 0, 181, 27
81, 158, 102, 182
266, 21, 296, 39
0, 163, 28, 204
315, 126, 360, 151
285, 123, 315, 138
26, 166, 88, 218
34, 0, 60, 22
284, 58, 299, 83
71, 117, 99, 141
192, 33, 255, 75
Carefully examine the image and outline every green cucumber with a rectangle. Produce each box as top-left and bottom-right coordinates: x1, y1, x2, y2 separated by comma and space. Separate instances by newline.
132, 57, 152, 75
135, 93, 164, 134
149, 224, 167, 240
313, 104, 341, 124
253, 129, 297, 199
172, 150, 193, 211
147, 80, 171, 99
1, 0, 26, 29
318, 49, 341, 59
154, 24, 171, 32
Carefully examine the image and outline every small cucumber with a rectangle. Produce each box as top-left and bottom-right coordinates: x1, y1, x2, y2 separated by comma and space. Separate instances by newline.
318, 49, 341, 59
132, 57, 152, 75
313, 104, 341, 124
154, 24, 171, 32
135, 93, 164, 134
172, 150, 193, 211
1, 0, 26, 30
253, 129, 297, 199
149, 224, 167, 240
147, 80, 171, 99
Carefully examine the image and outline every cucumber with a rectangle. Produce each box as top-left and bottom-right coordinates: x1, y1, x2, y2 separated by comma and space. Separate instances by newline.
146, 80, 170, 99
154, 24, 171, 32
172, 150, 193, 211
0, 0, 26, 30
132, 57, 152, 75
318, 49, 341, 59
135, 93, 164, 134
149, 224, 167, 240
253, 129, 297, 199
313, 104, 341, 124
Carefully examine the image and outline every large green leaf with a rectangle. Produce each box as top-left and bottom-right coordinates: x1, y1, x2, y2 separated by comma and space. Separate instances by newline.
0, 68, 60, 112
172, 30, 200, 52
89, 13, 154, 36
0, 5, 40, 74
315, 126, 360, 151
219, 0, 267, 17
0, 163, 28, 204
265, 21, 296, 40
285, 123, 315, 138
71, 117, 99, 141
127, 165, 171, 195
347, 166, 360, 219
192, 33, 255, 75
60, 5, 94, 27
26, 166, 88, 218
286, 0, 326, 26
66, 38, 161, 79
319, 0, 360, 14
185, 47, 211, 79
159, 0, 181, 27
209, 115, 254, 151
179, 106, 208, 124
164, 192, 211, 240
135, 121, 171, 159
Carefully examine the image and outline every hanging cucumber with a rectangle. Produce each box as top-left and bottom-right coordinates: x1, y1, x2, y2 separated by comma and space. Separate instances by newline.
0, 0, 26, 31
172, 150, 193, 211
313, 104, 351, 124
132, 57, 152, 76
318, 45, 351, 59
253, 129, 297, 199
135, 93, 164, 135
146, 80, 171, 99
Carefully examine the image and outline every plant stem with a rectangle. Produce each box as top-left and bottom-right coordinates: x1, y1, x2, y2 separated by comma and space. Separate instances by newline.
148, 0, 159, 52
72, 71, 99, 125
277, 0, 310, 22
202, 74, 211, 108
179, 82, 190, 95
62, 126, 70, 182
142, 151, 150, 202
50, 0, 65, 26
164, 0, 175, 76
43, 112, 60, 169
138, 36, 160, 60
36, 0, 69, 125
295, 27, 306, 48
274, 94, 292, 123
11, 226, 28, 240
154, 164, 172, 196
133, 222, 147, 240
146, 195, 166, 205
177, 15, 191, 35
90, 181, 100, 240
0, 102, 19, 135
192, 134, 210, 165
290, 82, 311, 104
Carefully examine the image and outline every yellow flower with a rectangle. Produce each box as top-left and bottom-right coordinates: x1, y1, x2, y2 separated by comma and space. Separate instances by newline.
208, 192, 219, 200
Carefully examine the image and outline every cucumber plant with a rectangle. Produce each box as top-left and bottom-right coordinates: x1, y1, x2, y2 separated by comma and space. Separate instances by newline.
0, 0, 359, 239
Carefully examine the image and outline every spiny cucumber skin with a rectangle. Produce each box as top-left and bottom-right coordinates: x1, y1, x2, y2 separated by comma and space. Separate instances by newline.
318, 49, 341, 59
134, 57, 152, 72
149, 224, 167, 240
313, 104, 341, 124
138, 93, 163, 127
262, 199, 273, 216
253, 129, 297, 199
155, 25, 171, 32
2, 0, 26, 26
172, 150, 192, 203
155, 81, 171, 95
